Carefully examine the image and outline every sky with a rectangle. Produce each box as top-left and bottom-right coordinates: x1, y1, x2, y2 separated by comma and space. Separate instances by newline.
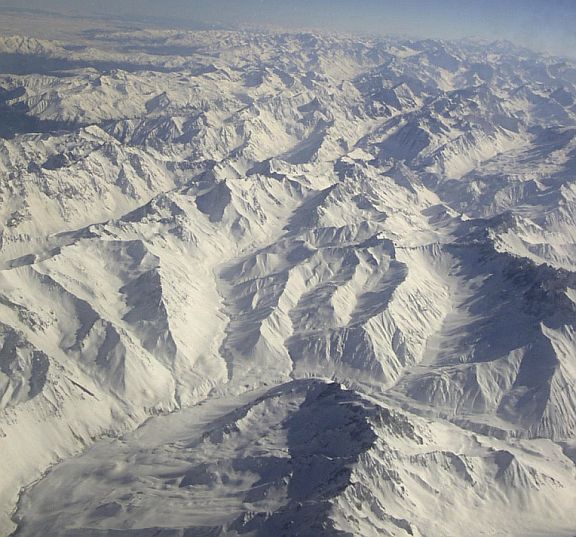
1, 0, 576, 57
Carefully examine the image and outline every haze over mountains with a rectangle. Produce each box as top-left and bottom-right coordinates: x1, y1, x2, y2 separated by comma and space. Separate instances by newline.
0, 13, 575, 537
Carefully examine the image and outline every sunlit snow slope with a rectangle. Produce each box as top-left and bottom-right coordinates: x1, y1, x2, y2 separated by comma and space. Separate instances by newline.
0, 23, 575, 537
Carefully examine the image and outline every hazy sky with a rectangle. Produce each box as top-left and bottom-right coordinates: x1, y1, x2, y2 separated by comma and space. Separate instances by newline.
1, 0, 576, 57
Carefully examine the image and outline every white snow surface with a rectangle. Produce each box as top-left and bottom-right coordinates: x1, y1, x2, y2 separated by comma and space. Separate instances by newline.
0, 23, 575, 537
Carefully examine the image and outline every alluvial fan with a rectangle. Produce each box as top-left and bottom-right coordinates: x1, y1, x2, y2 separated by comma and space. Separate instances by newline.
0, 22, 575, 537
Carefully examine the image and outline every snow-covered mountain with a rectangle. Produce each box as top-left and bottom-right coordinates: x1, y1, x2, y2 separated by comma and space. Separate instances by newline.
0, 24, 575, 537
